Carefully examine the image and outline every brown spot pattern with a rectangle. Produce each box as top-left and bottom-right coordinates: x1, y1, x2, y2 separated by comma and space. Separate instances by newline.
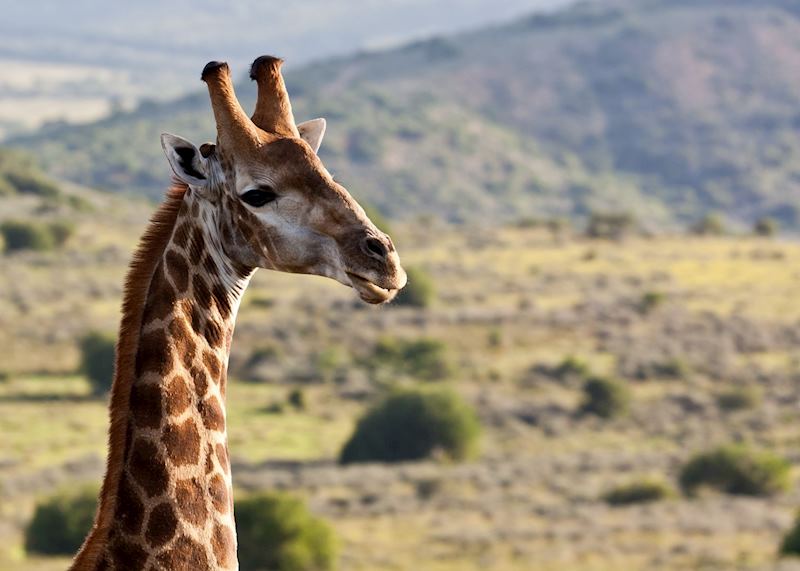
212, 522, 236, 568
212, 282, 232, 319
199, 396, 225, 431
156, 535, 209, 569
190, 226, 206, 257
173, 222, 190, 249
165, 250, 189, 292
215, 443, 230, 475
169, 316, 196, 368
204, 318, 223, 346
129, 382, 162, 429
129, 438, 169, 497
164, 375, 191, 416
145, 502, 178, 548
141, 264, 176, 323
116, 474, 145, 535
175, 478, 208, 525
203, 351, 222, 383
110, 538, 147, 571
193, 273, 212, 308
191, 366, 209, 398
162, 419, 201, 466
135, 329, 171, 377
190, 303, 204, 335
209, 473, 229, 514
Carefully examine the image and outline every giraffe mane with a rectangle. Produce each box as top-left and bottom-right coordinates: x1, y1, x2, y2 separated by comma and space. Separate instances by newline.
70, 182, 189, 571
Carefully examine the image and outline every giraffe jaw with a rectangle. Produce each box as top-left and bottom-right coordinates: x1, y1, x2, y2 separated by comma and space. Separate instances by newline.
346, 272, 399, 304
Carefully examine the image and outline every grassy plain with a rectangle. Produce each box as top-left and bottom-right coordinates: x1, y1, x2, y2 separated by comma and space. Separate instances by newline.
2, 188, 800, 570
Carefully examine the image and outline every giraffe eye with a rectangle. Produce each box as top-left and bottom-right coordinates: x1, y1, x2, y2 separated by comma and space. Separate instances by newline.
240, 187, 277, 207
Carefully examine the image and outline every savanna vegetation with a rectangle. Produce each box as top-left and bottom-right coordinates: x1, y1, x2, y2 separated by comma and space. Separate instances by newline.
3, 178, 800, 570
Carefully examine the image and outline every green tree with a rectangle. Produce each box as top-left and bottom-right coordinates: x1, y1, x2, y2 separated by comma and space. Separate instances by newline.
340, 388, 480, 464
0, 220, 54, 253
603, 478, 674, 506
25, 487, 97, 555
679, 445, 791, 497
236, 492, 338, 571
580, 376, 631, 419
80, 332, 116, 394
754, 217, 779, 237
780, 511, 800, 557
368, 337, 452, 381
691, 213, 726, 236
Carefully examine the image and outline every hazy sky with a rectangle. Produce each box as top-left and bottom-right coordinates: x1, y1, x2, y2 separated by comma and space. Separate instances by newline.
0, 0, 581, 69
0, 0, 584, 136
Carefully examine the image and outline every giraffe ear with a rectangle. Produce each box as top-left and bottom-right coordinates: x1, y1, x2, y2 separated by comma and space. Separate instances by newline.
297, 118, 326, 154
161, 133, 209, 187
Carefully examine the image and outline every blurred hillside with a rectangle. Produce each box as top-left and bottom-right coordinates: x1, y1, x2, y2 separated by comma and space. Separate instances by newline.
10, 0, 800, 228
0, 0, 573, 137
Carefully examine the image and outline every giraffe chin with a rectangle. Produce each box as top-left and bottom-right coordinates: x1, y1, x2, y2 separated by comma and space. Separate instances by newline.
347, 273, 398, 304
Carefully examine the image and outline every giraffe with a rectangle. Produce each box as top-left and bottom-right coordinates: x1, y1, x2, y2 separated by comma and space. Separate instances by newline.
69, 55, 406, 571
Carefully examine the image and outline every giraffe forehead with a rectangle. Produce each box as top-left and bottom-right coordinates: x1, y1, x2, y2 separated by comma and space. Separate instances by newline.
223, 137, 330, 193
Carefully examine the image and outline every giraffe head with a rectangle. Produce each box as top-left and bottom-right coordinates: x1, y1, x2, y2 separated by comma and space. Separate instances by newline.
160, 56, 406, 304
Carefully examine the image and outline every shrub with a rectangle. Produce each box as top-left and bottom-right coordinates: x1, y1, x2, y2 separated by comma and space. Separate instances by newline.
780, 511, 800, 557
340, 388, 480, 464
603, 478, 674, 506
25, 487, 97, 555
48, 220, 75, 247
586, 212, 637, 240
288, 388, 307, 411
679, 445, 791, 497
80, 332, 116, 395
368, 337, 452, 381
553, 355, 590, 380
393, 266, 435, 308
691, 213, 726, 236
580, 376, 631, 419
717, 386, 762, 412
754, 217, 779, 237
0, 220, 54, 253
640, 291, 666, 313
236, 492, 338, 571
4, 170, 60, 197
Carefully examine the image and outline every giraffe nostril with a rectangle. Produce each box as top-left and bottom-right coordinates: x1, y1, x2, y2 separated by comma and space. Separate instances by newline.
363, 237, 388, 260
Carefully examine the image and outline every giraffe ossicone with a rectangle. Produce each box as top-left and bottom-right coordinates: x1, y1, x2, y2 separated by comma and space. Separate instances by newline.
69, 55, 406, 571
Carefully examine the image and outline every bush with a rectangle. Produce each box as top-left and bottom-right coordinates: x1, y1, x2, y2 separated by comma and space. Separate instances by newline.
639, 291, 666, 313
691, 213, 726, 236
236, 492, 338, 571
553, 355, 590, 380
603, 478, 674, 506
80, 332, 116, 395
754, 217, 779, 237
679, 445, 791, 497
580, 376, 631, 419
0, 220, 55, 253
25, 487, 97, 555
368, 337, 452, 381
4, 170, 60, 197
48, 220, 75, 247
586, 212, 637, 240
288, 388, 307, 411
780, 511, 800, 557
717, 386, 762, 412
393, 266, 435, 308
340, 388, 480, 464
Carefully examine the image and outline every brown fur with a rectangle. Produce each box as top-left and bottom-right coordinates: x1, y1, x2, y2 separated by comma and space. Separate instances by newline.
69, 183, 188, 571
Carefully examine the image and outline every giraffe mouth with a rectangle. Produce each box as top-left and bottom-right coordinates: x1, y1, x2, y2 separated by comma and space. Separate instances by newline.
346, 272, 399, 304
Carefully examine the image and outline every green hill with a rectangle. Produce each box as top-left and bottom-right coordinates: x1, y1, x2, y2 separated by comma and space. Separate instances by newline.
10, 0, 800, 227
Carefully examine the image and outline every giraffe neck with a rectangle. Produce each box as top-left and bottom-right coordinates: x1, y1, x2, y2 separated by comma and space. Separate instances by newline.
99, 188, 252, 571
